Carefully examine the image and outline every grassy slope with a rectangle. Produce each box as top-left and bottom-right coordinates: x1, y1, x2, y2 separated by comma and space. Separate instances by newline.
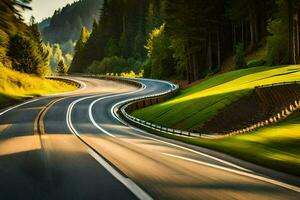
133, 65, 300, 131
0, 66, 76, 106
147, 111, 300, 176
195, 112, 300, 176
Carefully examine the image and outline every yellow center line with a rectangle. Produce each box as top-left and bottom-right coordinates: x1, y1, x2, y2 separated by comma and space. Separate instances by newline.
34, 98, 66, 135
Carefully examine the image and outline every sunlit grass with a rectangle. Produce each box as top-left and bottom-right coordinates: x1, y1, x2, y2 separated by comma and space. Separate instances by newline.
0, 66, 76, 106
147, 112, 300, 176
188, 111, 300, 176
133, 65, 300, 130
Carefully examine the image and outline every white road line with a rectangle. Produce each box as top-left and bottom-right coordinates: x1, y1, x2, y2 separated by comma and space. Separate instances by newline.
0, 77, 86, 117
66, 86, 152, 200
88, 149, 153, 200
162, 153, 300, 193
97, 80, 300, 193
69, 77, 300, 195
88, 83, 146, 138
0, 98, 42, 117
110, 98, 253, 173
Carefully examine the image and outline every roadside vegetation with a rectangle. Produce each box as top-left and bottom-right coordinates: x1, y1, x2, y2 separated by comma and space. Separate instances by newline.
0, 65, 76, 107
132, 65, 300, 130
145, 111, 300, 176
0, 0, 77, 108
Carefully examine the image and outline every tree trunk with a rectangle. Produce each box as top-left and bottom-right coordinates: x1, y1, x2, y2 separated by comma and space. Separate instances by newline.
208, 32, 213, 71
288, 0, 294, 64
241, 19, 244, 44
193, 52, 198, 80
185, 45, 191, 84
293, 13, 297, 64
296, 12, 300, 63
254, 13, 259, 45
249, 12, 255, 51
217, 29, 221, 69
232, 23, 236, 49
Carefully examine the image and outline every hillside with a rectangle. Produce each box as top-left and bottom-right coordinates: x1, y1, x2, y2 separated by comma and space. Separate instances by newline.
0, 66, 76, 107
132, 65, 300, 131
40, 0, 103, 44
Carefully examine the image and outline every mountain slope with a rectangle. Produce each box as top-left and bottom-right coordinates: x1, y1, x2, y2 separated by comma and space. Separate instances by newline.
40, 0, 103, 44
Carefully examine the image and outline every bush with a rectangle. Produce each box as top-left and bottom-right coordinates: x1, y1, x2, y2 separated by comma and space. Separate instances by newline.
266, 18, 288, 65
8, 34, 40, 74
86, 56, 128, 74
247, 59, 266, 68
234, 43, 246, 68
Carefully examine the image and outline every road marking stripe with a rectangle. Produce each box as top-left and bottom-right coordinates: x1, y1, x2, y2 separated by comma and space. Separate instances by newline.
88, 149, 153, 200
0, 77, 86, 118
110, 99, 253, 173
39, 98, 66, 134
102, 80, 300, 193
88, 84, 146, 138
162, 153, 300, 193
33, 98, 64, 135
0, 98, 41, 117
66, 85, 153, 200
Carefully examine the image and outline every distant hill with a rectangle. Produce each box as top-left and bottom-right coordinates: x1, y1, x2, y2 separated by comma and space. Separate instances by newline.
39, 17, 51, 32
40, 0, 103, 44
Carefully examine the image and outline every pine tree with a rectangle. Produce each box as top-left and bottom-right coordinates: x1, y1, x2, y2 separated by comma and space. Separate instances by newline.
75, 26, 90, 53
56, 59, 68, 74
70, 26, 90, 72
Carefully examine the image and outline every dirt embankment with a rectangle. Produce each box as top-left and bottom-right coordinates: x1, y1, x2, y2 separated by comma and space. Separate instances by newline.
197, 84, 300, 135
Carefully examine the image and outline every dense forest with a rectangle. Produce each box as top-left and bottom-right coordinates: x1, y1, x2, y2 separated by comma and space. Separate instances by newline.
0, 0, 50, 76
1, 0, 300, 83
41, 0, 103, 44
38, 0, 103, 71
70, 0, 300, 83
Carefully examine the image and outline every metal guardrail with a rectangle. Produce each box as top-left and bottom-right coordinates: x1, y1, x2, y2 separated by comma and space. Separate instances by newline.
118, 80, 300, 139
47, 76, 82, 88
78, 75, 300, 139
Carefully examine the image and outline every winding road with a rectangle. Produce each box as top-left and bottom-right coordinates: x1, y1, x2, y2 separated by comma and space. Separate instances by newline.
0, 76, 300, 200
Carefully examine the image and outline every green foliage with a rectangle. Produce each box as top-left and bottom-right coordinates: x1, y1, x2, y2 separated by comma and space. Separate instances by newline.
86, 56, 143, 75
87, 56, 128, 74
7, 34, 49, 76
75, 27, 90, 53
41, 0, 103, 44
69, 26, 91, 72
266, 0, 289, 65
133, 65, 300, 131
105, 38, 119, 57
170, 38, 187, 79
48, 44, 64, 70
72, 0, 152, 73
56, 59, 68, 74
0, 66, 76, 106
145, 24, 175, 79
247, 59, 265, 68
234, 43, 247, 68
64, 53, 73, 67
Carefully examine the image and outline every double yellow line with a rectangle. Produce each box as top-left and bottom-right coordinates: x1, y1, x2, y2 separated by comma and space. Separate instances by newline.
34, 98, 65, 135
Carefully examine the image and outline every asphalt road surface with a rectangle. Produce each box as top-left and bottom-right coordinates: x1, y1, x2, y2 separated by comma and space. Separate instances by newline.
0, 76, 299, 200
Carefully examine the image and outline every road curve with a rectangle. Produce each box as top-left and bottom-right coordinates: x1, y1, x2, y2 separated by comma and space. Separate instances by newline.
0, 76, 299, 200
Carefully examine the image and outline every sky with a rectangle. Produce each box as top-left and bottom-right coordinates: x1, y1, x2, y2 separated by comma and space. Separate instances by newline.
23, 0, 77, 23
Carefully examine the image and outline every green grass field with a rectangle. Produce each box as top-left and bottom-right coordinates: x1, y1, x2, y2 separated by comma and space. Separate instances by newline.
146, 111, 300, 176
133, 65, 300, 131
195, 111, 300, 176
0, 66, 77, 106
132, 64, 300, 176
